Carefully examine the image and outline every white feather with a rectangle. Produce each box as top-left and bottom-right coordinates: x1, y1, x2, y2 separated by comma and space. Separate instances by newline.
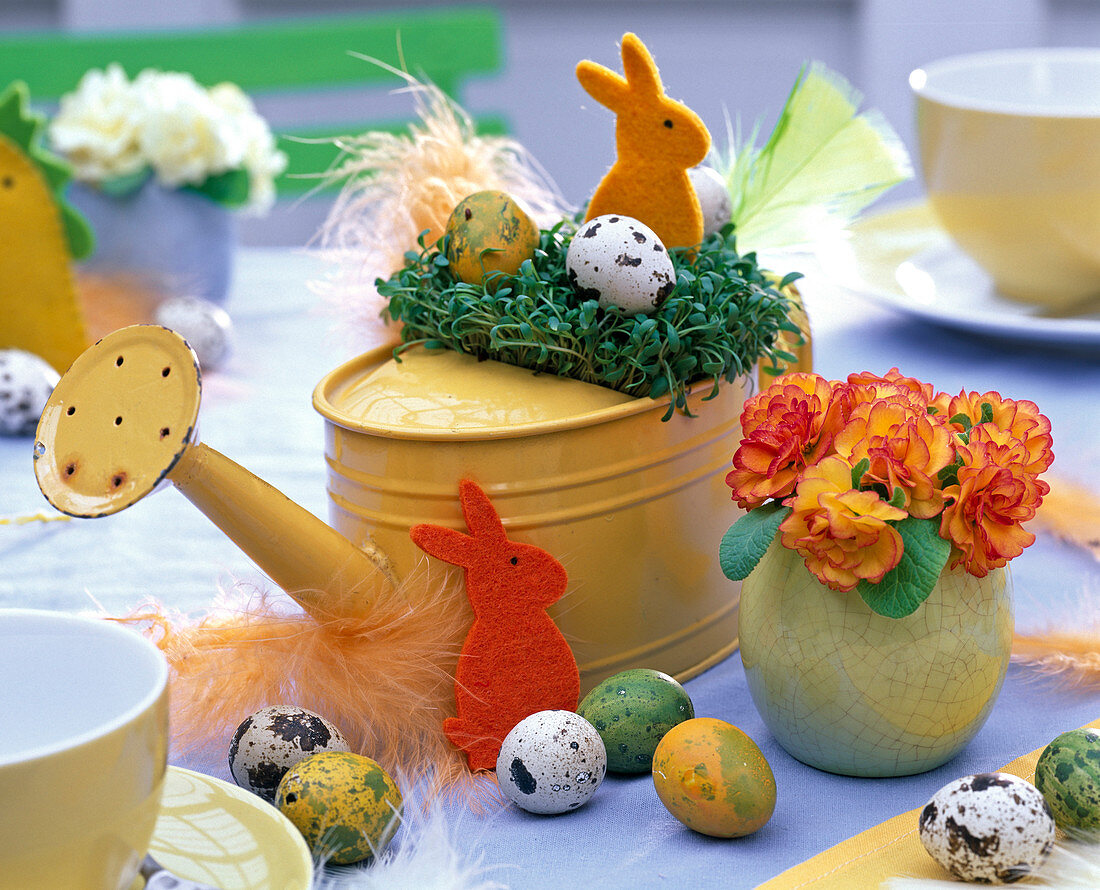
313, 801, 512, 890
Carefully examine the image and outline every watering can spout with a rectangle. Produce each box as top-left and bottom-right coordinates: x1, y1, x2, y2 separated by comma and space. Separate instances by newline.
34, 325, 392, 622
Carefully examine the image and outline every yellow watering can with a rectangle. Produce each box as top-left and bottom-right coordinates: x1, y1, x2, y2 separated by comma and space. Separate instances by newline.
35, 324, 760, 688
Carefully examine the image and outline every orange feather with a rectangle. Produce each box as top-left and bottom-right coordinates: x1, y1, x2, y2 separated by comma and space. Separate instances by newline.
1029, 474, 1100, 561
116, 560, 504, 800
1011, 475, 1100, 687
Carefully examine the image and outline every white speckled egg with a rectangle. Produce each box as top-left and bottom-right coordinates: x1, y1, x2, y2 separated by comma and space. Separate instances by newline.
496, 710, 607, 814
155, 296, 234, 372
688, 166, 732, 237
0, 350, 59, 437
566, 214, 675, 314
919, 772, 1055, 883
229, 705, 351, 802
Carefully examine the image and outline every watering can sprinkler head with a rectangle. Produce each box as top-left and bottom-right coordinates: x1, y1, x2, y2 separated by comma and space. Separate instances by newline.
34, 325, 394, 622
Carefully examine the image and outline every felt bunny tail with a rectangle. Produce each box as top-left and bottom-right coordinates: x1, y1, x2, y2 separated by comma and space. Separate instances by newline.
718, 61, 912, 254
117, 560, 485, 797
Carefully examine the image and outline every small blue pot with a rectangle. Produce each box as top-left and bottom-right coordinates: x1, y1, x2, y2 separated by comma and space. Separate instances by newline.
68, 179, 236, 304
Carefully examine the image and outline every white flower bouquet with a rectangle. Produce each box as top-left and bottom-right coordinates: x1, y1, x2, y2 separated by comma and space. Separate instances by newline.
49, 64, 287, 215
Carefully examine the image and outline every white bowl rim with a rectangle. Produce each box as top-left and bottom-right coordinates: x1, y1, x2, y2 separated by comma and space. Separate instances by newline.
0, 608, 168, 769
911, 47, 1100, 117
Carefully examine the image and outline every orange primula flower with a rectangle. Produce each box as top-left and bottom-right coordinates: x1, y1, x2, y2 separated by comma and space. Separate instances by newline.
940, 390, 1054, 477
779, 456, 907, 592
726, 372, 836, 509
847, 367, 935, 405
939, 426, 1048, 576
833, 398, 954, 518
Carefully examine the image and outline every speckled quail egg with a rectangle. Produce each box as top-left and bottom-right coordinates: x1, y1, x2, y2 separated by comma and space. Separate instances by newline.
276, 751, 402, 864
1035, 727, 1100, 831
229, 705, 351, 801
919, 772, 1055, 883
154, 295, 234, 372
566, 214, 676, 314
0, 350, 59, 437
688, 166, 733, 237
496, 710, 607, 814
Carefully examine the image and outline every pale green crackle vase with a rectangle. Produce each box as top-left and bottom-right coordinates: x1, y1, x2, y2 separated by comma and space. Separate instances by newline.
739, 538, 1013, 777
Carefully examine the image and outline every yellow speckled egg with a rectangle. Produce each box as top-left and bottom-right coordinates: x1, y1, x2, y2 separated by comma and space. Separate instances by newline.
444, 190, 539, 286
651, 717, 776, 838
275, 751, 402, 864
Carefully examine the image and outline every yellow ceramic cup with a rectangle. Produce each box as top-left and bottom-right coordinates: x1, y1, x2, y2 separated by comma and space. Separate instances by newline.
911, 48, 1100, 310
0, 609, 169, 890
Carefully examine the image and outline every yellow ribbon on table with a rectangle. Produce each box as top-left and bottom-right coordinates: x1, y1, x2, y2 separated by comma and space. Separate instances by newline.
759, 718, 1100, 889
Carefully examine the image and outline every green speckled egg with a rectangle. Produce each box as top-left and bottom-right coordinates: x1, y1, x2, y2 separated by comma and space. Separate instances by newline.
577, 668, 694, 773
1035, 728, 1100, 830
275, 751, 402, 864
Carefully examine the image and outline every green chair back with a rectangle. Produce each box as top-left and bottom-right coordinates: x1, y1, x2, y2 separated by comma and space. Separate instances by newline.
0, 7, 505, 195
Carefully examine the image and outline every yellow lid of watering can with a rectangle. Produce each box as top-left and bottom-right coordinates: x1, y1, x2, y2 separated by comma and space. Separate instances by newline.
314, 345, 636, 438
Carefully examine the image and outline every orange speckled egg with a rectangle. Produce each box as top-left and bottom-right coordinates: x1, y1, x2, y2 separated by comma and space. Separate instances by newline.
651, 717, 776, 838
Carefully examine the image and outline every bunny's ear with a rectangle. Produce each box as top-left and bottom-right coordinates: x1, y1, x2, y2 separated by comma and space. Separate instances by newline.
458, 479, 508, 544
409, 523, 475, 568
620, 32, 663, 99
576, 59, 629, 113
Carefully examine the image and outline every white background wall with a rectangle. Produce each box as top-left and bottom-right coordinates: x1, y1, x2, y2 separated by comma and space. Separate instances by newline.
4, 0, 1100, 245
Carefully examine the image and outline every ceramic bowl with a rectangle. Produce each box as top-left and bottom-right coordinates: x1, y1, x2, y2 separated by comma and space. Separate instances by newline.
0, 609, 169, 889
911, 48, 1100, 311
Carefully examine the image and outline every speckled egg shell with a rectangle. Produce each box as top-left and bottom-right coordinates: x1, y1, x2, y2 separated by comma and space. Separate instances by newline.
276, 751, 402, 865
651, 717, 776, 838
1035, 728, 1100, 830
919, 772, 1055, 883
577, 668, 694, 773
566, 214, 676, 314
443, 189, 540, 286
155, 296, 234, 372
688, 166, 732, 237
496, 710, 607, 815
0, 349, 59, 437
229, 705, 351, 802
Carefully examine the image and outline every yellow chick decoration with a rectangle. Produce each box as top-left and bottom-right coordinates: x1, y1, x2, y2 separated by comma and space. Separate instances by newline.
0, 81, 93, 373
577, 33, 710, 250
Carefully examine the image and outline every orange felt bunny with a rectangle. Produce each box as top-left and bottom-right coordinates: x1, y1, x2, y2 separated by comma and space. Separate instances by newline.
409, 480, 580, 771
577, 32, 711, 250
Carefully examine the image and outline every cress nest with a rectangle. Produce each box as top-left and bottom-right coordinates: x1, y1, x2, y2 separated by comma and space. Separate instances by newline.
378, 218, 803, 420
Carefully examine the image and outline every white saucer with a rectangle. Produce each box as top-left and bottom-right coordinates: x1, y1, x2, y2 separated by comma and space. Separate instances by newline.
134, 766, 313, 890
817, 202, 1100, 347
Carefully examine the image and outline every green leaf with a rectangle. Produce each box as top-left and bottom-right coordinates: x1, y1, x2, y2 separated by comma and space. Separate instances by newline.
851, 457, 870, 489
949, 413, 973, 431
719, 502, 792, 581
980, 402, 994, 424
186, 168, 251, 207
59, 204, 95, 260
98, 168, 153, 197
856, 516, 951, 618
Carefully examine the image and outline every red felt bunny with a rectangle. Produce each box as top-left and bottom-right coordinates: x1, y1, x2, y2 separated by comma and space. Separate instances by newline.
410, 479, 580, 771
